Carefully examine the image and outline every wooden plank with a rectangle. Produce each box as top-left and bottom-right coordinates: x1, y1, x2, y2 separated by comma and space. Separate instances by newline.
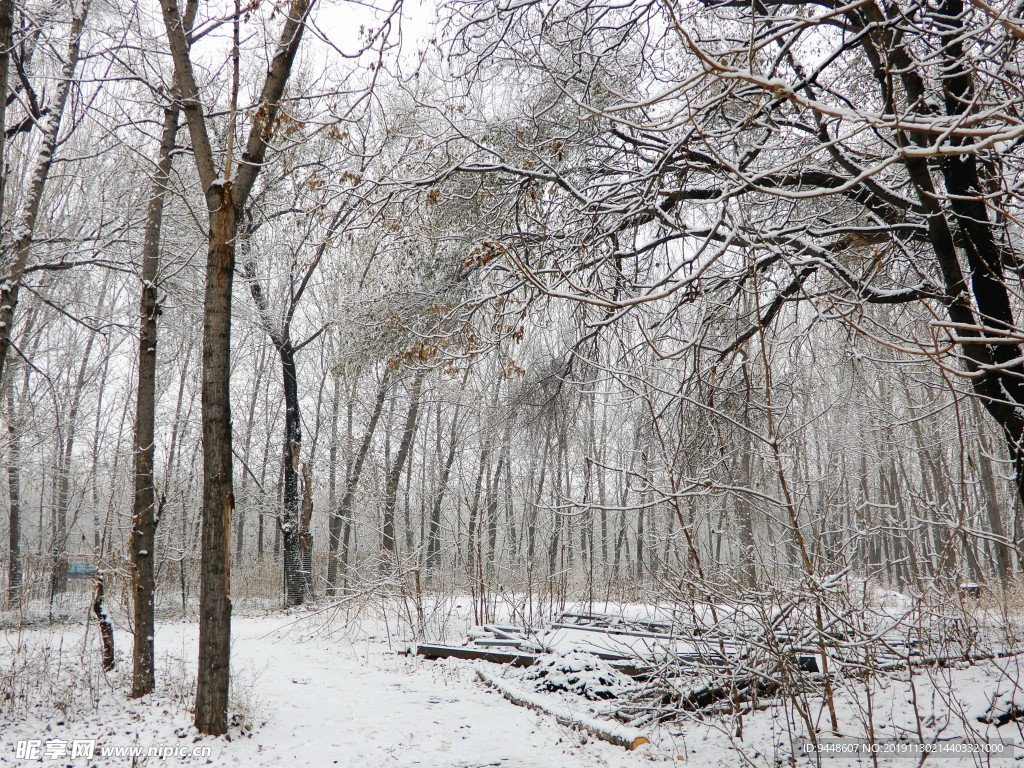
483, 625, 527, 640
416, 643, 537, 667
557, 612, 673, 634
473, 639, 530, 648
548, 623, 674, 641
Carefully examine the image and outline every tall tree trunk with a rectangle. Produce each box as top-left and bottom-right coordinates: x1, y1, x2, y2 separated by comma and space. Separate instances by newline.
6, 379, 21, 605
278, 341, 306, 605
426, 402, 459, 572
327, 370, 389, 593
382, 369, 425, 559
130, 103, 180, 699
160, 0, 313, 733
194, 184, 237, 734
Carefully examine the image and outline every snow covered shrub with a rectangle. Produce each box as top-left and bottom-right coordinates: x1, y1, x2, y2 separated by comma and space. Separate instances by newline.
522, 652, 635, 700
0, 628, 116, 720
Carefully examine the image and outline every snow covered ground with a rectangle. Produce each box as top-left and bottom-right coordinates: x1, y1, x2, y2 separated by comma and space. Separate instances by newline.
1, 598, 1022, 766
0, 609, 655, 767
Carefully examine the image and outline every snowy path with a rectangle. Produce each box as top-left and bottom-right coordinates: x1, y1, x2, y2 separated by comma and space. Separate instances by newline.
222, 615, 651, 767
1, 612, 656, 767
226, 618, 647, 768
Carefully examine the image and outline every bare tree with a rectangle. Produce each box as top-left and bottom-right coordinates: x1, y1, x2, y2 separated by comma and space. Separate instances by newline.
158, 0, 315, 734
0, 0, 92, 384
130, 68, 191, 695
427, 0, 1024, 580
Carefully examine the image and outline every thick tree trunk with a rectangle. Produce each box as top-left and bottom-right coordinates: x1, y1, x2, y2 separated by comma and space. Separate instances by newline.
160, 0, 313, 732
131, 104, 180, 699
279, 341, 306, 605
195, 187, 237, 735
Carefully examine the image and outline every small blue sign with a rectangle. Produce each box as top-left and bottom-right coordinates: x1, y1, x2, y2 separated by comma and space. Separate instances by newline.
67, 559, 98, 580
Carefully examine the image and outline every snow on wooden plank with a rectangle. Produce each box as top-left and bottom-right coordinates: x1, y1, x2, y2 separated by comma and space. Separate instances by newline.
416, 643, 537, 666
475, 664, 651, 751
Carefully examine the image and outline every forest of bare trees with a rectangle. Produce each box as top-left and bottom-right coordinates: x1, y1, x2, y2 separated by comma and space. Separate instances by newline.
0, 0, 1021, 740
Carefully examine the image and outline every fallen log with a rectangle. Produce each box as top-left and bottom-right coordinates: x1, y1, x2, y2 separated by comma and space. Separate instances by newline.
475, 665, 650, 751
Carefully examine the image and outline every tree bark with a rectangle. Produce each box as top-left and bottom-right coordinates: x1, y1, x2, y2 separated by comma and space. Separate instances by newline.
6, 378, 21, 605
279, 340, 306, 605
130, 102, 181, 699
194, 185, 237, 734
160, 0, 314, 733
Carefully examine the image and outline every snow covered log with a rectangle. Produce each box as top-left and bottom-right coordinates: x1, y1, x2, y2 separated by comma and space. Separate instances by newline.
475, 665, 650, 751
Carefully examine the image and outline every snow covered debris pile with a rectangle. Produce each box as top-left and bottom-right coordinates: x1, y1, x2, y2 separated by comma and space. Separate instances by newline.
521, 651, 636, 700
977, 688, 1024, 726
